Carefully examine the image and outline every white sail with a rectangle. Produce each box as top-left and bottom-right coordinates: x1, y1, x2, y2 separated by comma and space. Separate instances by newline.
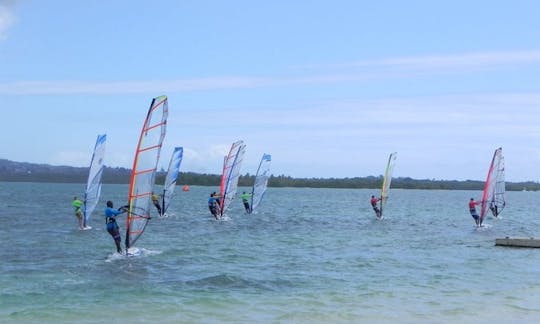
83, 134, 106, 228
218, 140, 246, 218
162, 147, 183, 215
480, 147, 505, 222
250, 153, 271, 212
125, 96, 168, 250
379, 152, 397, 218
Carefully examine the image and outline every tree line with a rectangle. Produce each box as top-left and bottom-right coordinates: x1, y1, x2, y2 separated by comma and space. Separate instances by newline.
0, 159, 538, 191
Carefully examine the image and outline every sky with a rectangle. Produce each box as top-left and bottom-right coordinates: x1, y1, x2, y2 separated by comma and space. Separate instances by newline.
1, 0, 540, 182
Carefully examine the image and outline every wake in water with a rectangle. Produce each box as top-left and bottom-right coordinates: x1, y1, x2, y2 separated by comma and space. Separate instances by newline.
474, 223, 492, 230
159, 212, 173, 219
105, 247, 162, 262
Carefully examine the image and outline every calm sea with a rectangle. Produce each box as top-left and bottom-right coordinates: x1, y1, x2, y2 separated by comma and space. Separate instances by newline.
1, 182, 539, 323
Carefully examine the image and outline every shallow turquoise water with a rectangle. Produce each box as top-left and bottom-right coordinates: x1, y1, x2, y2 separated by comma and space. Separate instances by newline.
1, 182, 540, 323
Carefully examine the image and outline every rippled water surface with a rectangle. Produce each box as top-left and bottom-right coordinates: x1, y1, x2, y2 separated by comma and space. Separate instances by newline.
1, 182, 540, 323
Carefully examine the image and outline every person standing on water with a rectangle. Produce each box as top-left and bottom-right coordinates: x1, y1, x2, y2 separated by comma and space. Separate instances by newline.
370, 195, 381, 217
151, 192, 162, 216
72, 196, 85, 230
104, 200, 128, 253
489, 201, 499, 217
469, 198, 481, 226
240, 191, 252, 214
208, 193, 219, 219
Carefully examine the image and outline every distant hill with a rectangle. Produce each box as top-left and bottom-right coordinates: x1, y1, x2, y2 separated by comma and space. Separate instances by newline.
0, 158, 538, 191
0, 158, 131, 184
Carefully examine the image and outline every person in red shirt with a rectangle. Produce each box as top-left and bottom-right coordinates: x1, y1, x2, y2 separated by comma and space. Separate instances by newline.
370, 195, 381, 218
469, 198, 481, 226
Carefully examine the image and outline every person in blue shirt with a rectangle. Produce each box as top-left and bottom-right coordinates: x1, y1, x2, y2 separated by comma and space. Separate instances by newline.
104, 200, 128, 253
208, 193, 219, 219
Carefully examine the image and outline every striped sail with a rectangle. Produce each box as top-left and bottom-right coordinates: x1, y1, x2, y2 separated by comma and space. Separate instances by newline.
125, 96, 168, 250
218, 140, 246, 218
480, 147, 505, 223
83, 134, 106, 228
380, 152, 397, 218
250, 153, 271, 212
162, 147, 183, 215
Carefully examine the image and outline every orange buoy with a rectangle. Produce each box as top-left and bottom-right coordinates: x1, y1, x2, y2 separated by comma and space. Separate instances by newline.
182, 184, 190, 192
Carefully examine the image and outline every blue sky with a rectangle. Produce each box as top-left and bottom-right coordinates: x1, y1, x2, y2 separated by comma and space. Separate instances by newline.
1, 0, 540, 181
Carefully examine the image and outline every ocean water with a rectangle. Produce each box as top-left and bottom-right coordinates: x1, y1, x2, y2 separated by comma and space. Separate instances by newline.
1, 182, 540, 323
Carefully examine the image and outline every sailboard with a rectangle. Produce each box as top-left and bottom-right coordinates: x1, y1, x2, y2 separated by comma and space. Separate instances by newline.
379, 152, 397, 218
217, 140, 246, 219
125, 96, 168, 252
479, 147, 505, 224
161, 146, 183, 216
83, 134, 106, 228
250, 153, 271, 213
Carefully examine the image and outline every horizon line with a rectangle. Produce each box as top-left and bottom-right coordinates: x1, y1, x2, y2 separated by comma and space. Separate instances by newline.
1, 157, 538, 184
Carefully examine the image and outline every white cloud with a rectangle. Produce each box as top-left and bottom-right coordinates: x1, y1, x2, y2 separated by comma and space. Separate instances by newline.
2, 49, 540, 95
296, 49, 540, 72
0, 1, 16, 40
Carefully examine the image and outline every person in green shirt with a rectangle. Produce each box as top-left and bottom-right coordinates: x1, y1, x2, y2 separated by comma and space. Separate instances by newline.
72, 196, 84, 230
240, 192, 252, 214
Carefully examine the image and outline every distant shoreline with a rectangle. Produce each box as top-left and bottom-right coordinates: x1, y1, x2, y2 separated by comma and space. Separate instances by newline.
1, 158, 538, 191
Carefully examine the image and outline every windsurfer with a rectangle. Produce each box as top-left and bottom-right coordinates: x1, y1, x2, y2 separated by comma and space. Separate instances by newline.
370, 195, 381, 217
212, 192, 221, 205
240, 191, 252, 214
72, 196, 85, 230
104, 200, 128, 253
469, 198, 481, 226
208, 193, 219, 219
489, 201, 499, 217
151, 192, 162, 216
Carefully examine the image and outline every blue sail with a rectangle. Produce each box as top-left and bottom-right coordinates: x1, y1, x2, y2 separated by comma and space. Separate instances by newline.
83, 134, 106, 228
250, 153, 271, 212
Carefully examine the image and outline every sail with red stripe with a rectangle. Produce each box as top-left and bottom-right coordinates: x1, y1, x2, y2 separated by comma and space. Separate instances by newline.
480, 147, 505, 223
218, 140, 246, 218
125, 96, 168, 250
